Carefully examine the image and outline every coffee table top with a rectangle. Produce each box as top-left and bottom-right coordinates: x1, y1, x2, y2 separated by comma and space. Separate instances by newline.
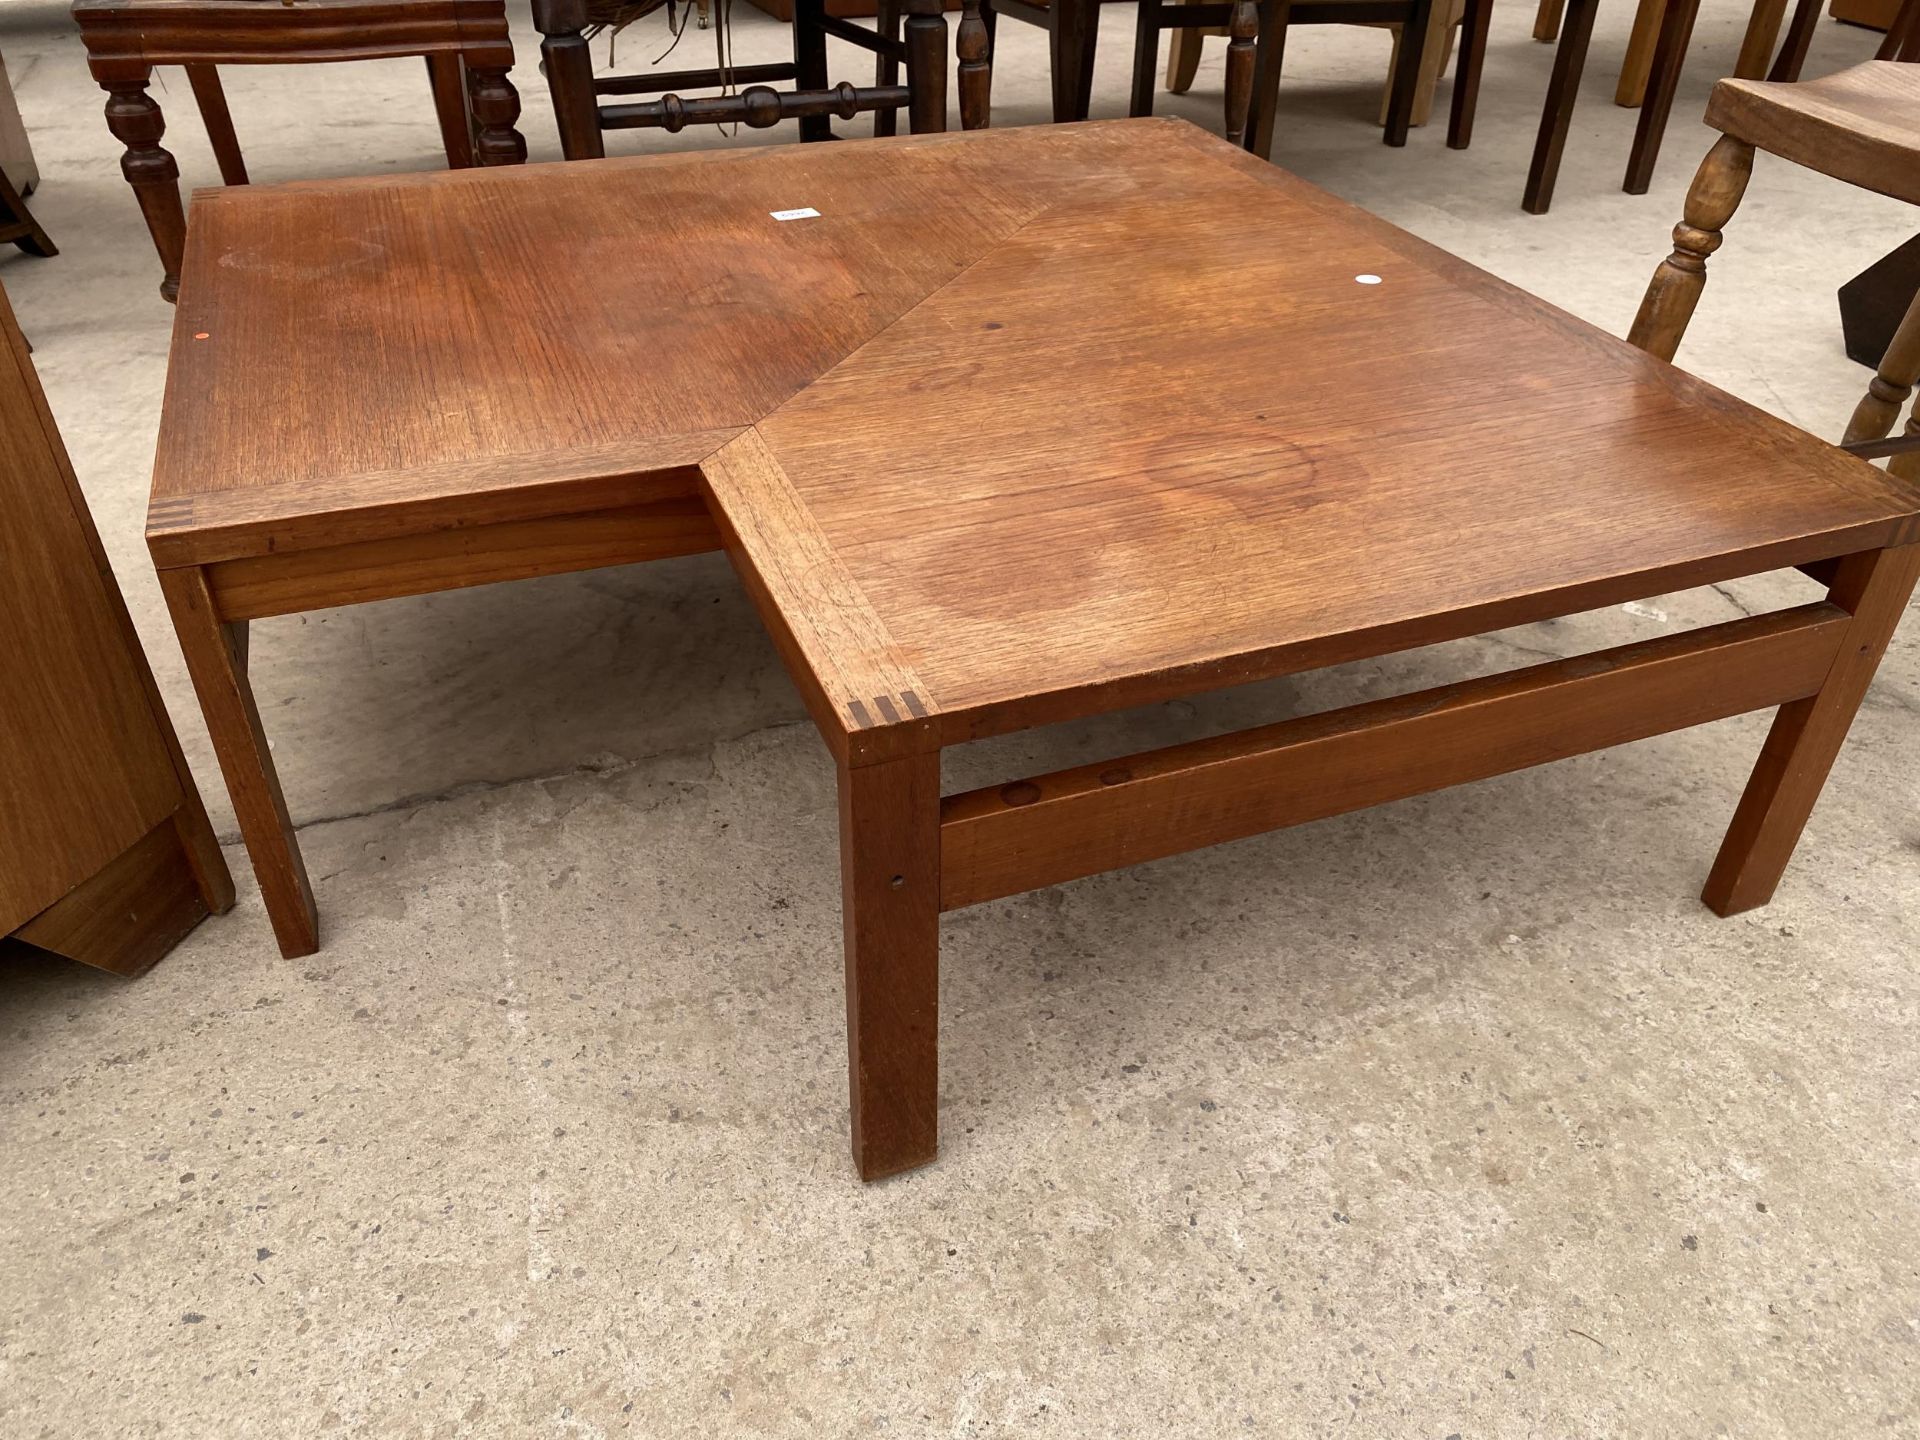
150, 120, 1920, 756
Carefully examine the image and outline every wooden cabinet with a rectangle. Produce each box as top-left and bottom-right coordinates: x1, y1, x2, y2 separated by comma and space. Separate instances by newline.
0, 280, 230, 975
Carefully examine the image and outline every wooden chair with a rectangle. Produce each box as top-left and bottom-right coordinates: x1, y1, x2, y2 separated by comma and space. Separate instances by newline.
73, 0, 528, 301
0, 165, 55, 264
1631, 61, 1920, 473
981, 0, 1446, 157
1157, 0, 1493, 150
531, 0, 990, 156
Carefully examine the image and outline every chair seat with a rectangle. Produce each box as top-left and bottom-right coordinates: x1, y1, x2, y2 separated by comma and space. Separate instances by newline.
1707, 60, 1920, 206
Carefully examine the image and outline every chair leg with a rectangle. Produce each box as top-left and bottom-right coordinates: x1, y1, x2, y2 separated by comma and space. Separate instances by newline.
1626, 135, 1753, 362
1532, 0, 1565, 41
903, 0, 950, 133
1703, 544, 1920, 916
1408, 0, 1455, 127
0, 165, 55, 257
1734, 0, 1788, 78
1248, 0, 1290, 158
157, 568, 320, 959
1522, 0, 1596, 213
1222, 0, 1258, 145
1844, 291, 1920, 448
425, 53, 475, 168
1613, 0, 1663, 106
531, 0, 606, 159
1166, 6, 1205, 91
1876, 0, 1920, 59
1130, 0, 1162, 116
1051, 0, 1100, 122
958, 0, 992, 128
1623, 0, 1700, 194
1382, 0, 1433, 145
795, 0, 833, 139
101, 71, 186, 302
185, 64, 248, 184
1447, 0, 1491, 148
1767, 0, 1821, 78
466, 64, 526, 165
874, 0, 902, 136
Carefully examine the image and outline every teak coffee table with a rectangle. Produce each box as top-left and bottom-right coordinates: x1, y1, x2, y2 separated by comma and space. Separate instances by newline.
150, 120, 1920, 1180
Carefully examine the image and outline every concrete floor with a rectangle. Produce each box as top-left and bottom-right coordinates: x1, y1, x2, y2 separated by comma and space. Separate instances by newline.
3, 0, 1918, 1434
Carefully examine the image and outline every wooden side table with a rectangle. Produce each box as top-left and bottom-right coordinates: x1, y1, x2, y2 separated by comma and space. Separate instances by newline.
73, 0, 527, 301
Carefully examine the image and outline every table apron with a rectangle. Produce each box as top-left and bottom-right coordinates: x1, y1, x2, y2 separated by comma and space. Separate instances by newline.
937, 602, 1850, 911
200, 498, 721, 621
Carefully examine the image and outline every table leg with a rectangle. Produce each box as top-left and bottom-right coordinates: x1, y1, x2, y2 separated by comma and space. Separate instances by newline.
158, 567, 319, 959
1622, 0, 1700, 194
100, 70, 186, 301
184, 64, 247, 184
1704, 543, 1920, 915
1521, 0, 1595, 212
425, 53, 475, 169
839, 751, 941, 1181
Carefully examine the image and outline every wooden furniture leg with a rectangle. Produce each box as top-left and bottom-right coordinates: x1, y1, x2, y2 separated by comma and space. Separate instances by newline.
1615, 0, 1664, 106
958, 0, 991, 128
1248, 0, 1290, 158
903, 0, 951, 132
465, 64, 525, 164
1051, 0, 1101, 121
1533, 0, 1565, 40
1522, 0, 1597, 212
101, 70, 186, 300
1132, 0, 1164, 117
1223, 0, 1259, 144
0, 164, 54, 256
184, 63, 247, 183
532, 0, 606, 160
1734, 0, 1789, 77
874, 0, 902, 135
1844, 291, 1920, 445
1704, 544, 1920, 915
795, 0, 833, 140
1623, 0, 1702, 194
1627, 135, 1754, 360
158, 566, 318, 959
839, 751, 941, 1181
1167, 0, 1205, 90
1767, 0, 1821, 79
1448, 0, 1491, 147
425, 52, 475, 167
1382, 0, 1435, 144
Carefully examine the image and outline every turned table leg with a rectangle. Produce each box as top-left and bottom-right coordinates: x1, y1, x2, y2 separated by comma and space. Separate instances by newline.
158, 567, 319, 958
839, 751, 941, 1181
1704, 544, 1920, 915
1627, 135, 1753, 363
101, 70, 186, 301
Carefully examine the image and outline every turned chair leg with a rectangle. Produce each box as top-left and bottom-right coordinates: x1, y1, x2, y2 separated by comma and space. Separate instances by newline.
902, 0, 950, 133
1843, 291, 1920, 448
958, 0, 991, 129
466, 64, 526, 165
1222, 0, 1259, 147
158, 568, 319, 959
1247, 0, 1289, 158
532, 0, 606, 159
101, 72, 187, 302
1627, 135, 1754, 363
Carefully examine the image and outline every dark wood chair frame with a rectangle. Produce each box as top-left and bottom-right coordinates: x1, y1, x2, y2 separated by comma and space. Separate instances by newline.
531, 0, 991, 156
978, 0, 1472, 158
0, 166, 55, 263
1522, 0, 1916, 215
74, 0, 528, 301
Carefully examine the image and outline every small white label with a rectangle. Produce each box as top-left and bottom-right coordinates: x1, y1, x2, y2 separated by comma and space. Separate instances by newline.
771, 207, 821, 221
1354, 273, 1383, 285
